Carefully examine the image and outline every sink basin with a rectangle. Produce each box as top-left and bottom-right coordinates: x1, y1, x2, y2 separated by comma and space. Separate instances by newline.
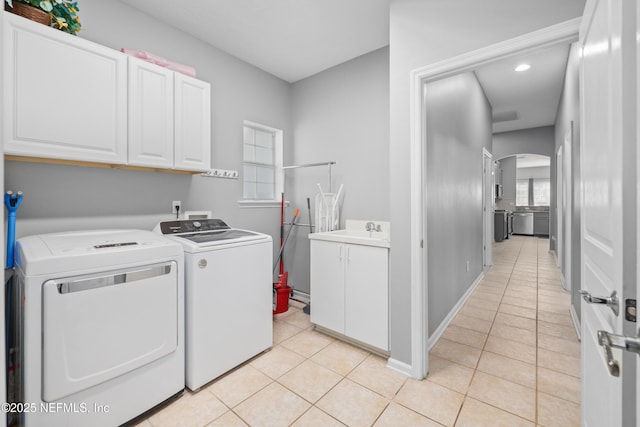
309, 220, 390, 248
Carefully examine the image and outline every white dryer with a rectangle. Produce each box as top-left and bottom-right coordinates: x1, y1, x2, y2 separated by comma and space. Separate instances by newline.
12, 230, 185, 426
155, 219, 272, 390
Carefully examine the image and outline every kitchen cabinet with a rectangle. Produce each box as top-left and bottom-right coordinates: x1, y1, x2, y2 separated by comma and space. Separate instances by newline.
128, 57, 174, 168
310, 239, 388, 351
174, 73, 211, 172
4, 13, 127, 164
534, 212, 549, 236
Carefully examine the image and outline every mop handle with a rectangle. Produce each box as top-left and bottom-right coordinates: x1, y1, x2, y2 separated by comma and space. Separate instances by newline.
4, 191, 23, 269
273, 208, 299, 273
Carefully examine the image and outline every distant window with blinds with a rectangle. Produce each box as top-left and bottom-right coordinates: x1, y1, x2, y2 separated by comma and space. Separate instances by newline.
533, 179, 551, 206
242, 121, 283, 201
516, 179, 529, 206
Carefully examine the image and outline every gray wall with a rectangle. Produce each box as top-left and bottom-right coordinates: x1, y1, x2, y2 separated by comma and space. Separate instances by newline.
6, 0, 292, 264
425, 72, 492, 336
495, 156, 517, 210
287, 47, 390, 295
554, 42, 581, 321
389, 0, 584, 365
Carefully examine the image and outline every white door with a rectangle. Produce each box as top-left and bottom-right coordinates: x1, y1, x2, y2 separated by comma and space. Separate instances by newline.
174, 73, 211, 172
482, 148, 493, 269
128, 57, 175, 168
563, 129, 573, 291
3, 14, 127, 164
580, 0, 637, 426
636, 2, 640, 423
345, 244, 389, 350
309, 240, 346, 334
556, 146, 563, 270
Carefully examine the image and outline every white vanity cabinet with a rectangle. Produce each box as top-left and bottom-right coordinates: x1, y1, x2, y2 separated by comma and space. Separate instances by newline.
127, 57, 175, 168
174, 73, 211, 172
4, 13, 127, 164
310, 239, 389, 351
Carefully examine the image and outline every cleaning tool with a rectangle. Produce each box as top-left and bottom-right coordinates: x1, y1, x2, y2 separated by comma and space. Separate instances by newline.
279, 193, 285, 275
273, 208, 299, 273
4, 191, 23, 269
273, 208, 299, 314
306, 197, 313, 232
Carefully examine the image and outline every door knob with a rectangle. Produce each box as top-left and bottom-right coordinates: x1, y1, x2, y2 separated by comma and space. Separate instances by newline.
597, 329, 640, 377
579, 289, 619, 316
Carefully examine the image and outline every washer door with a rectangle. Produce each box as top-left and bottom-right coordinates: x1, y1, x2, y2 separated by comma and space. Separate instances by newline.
41, 261, 178, 402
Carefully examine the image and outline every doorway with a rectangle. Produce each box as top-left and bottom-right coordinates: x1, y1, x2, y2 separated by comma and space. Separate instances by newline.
408, 19, 580, 379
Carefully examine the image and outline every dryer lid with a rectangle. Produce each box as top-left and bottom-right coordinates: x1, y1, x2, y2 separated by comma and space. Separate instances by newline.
16, 229, 182, 276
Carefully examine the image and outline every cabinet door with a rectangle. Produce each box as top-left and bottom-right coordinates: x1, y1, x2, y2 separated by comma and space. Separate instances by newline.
4, 14, 127, 163
174, 73, 211, 172
345, 245, 388, 350
309, 240, 345, 334
128, 58, 174, 168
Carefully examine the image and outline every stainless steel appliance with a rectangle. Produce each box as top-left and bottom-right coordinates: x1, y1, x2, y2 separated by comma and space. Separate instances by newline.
512, 212, 534, 235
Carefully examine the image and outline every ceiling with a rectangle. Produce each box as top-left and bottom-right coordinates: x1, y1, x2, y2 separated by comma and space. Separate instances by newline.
119, 1, 572, 134
118, 0, 390, 83
475, 43, 571, 133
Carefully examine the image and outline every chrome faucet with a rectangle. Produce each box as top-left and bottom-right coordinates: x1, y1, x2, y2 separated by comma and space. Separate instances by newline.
365, 222, 381, 232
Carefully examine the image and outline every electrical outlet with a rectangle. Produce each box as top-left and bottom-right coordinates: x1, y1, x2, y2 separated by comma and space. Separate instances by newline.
172, 200, 181, 215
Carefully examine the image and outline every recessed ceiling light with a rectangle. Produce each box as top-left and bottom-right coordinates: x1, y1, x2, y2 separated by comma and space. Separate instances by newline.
515, 63, 531, 72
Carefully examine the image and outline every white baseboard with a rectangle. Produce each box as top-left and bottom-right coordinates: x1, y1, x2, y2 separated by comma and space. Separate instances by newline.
290, 286, 310, 304
427, 271, 485, 350
560, 274, 569, 291
570, 303, 581, 341
386, 358, 414, 377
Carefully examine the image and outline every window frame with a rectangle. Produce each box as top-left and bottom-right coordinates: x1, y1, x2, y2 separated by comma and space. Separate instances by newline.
516, 177, 551, 207
238, 120, 284, 208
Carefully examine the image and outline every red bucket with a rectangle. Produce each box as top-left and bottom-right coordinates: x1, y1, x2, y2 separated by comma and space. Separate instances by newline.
273, 272, 291, 315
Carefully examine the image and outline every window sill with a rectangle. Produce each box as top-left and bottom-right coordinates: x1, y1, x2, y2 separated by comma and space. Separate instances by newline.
238, 200, 290, 208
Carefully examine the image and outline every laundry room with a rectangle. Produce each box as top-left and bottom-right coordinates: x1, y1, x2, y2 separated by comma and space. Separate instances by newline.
2, 0, 391, 425
0, 0, 593, 426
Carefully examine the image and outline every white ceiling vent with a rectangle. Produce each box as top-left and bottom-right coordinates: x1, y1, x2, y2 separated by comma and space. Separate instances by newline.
492, 110, 519, 123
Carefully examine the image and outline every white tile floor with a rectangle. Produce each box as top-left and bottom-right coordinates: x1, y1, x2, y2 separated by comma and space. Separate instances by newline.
135, 235, 580, 426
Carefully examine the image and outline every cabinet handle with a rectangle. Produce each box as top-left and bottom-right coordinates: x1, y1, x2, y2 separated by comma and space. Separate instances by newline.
339, 245, 343, 262
346, 247, 350, 264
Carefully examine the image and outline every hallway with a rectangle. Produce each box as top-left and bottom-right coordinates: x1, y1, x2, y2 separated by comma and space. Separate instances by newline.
428, 235, 581, 426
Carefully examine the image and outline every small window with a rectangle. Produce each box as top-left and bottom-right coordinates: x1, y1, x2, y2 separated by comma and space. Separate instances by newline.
516, 179, 529, 206
533, 178, 550, 206
242, 121, 283, 202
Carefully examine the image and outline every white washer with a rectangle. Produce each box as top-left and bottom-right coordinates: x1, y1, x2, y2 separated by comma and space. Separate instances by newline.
155, 219, 272, 391
12, 230, 185, 426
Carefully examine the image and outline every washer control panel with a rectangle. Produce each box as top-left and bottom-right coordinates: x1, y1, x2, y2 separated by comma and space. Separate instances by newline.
159, 219, 230, 234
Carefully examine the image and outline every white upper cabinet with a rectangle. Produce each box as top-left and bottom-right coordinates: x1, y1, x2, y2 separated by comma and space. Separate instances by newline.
4, 12, 212, 173
128, 57, 174, 168
174, 73, 211, 172
4, 13, 127, 164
